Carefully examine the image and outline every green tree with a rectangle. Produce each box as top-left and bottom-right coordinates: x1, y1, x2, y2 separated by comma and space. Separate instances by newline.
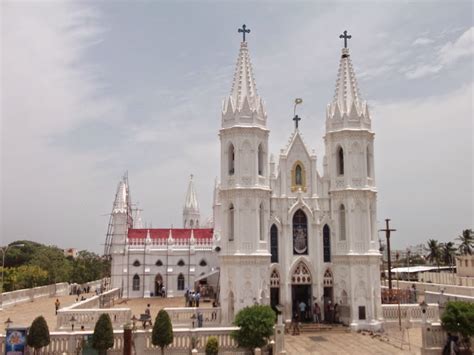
152, 310, 173, 355
457, 229, 473, 255
441, 301, 474, 351
425, 239, 441, 270
71, 250, 108, 284
232, 305, 276, 352
441, 242, 456, 266
27, 316, 50, 354
92, 314, 114, 355
205, 336, 219, 355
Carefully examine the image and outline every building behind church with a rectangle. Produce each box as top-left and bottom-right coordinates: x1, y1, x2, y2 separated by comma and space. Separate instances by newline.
107, 30, 383, 330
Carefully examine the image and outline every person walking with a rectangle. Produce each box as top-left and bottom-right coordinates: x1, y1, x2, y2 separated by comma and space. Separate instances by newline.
195, 292, 200, 307
298, 301, 306, 322
313, 302, 321, 323
54, 299, 60, 315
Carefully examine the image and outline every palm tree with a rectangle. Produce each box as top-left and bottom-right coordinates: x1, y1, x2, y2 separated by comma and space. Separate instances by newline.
457, 229, 473, 255
441, 242, 456, 267
426, 239, 441, 271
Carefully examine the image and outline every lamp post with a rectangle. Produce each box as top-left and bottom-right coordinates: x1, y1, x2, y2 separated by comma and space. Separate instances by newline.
406, 250, 411, 282
4, 317, 13, 330
1, 243, 25, 309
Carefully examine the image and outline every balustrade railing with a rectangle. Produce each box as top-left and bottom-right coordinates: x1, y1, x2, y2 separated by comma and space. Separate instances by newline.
164, 307, 221, 327
381, 303, 439, 324
0, 327, 245, 354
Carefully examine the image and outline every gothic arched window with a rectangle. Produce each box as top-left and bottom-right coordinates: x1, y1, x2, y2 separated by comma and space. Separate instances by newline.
293, 209, 308, 255
199, 259, 207, 267
229, 204, 235, 241
132, 274, 140, 291
323, 224, 331, 262
291, 161, 306, 192
156, 259, 163, 266
177, 274, 185, 291
339, 204, 346, 241
337, 146, 344, 175
177, 259, 185, 267
190, 220, 194, 228
259, 203, 264, 241
133, 260, 141, 267
258, 144, 264, 176
270, 224, 278, 263
228, 144, 235, 175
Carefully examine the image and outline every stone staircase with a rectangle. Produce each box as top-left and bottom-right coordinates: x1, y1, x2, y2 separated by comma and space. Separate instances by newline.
299, 323, 349, 333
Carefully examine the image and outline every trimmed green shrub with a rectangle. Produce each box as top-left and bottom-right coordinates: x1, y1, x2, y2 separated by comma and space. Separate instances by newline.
205, 336, 219, 355
27, 316, 50, 354
92, 313, 114, 355
441, 301, 474, 350
152, 310, 173, 355
231, 305, 276, 352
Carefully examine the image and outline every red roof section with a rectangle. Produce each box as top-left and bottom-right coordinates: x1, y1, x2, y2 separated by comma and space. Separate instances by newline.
128, 228, 213, 240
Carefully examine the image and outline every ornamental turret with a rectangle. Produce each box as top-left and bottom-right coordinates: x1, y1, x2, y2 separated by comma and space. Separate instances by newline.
183, 174, 200, 228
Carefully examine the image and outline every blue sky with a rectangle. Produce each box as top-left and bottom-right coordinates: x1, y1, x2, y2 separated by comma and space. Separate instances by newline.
2, 0, 473, 252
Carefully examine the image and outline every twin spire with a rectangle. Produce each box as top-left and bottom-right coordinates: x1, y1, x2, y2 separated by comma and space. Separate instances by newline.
183, 174, 200, 228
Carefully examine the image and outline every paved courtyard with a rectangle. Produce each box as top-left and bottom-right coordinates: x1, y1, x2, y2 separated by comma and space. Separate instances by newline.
0, 294, 79, 329
285, 328, 423, 355
1, 296, 425, 355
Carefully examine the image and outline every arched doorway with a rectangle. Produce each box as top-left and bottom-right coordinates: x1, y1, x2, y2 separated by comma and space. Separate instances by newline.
154, 274, 163, 297
291, 261, 312, 322
270, 269, 280, 311
323, 269, 334, 322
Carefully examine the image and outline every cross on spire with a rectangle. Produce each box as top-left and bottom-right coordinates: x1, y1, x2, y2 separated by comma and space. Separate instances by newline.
293, 115, 301, 129
238, 24, 251, 42
339, 30, 352, 48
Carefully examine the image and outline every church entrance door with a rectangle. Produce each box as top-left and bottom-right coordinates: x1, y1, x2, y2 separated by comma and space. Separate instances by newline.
290, 261, 312, 322
154, 274, 163, 297
292, 285, 312, 322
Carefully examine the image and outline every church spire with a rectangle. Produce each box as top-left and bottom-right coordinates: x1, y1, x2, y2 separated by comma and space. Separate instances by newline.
326, 31, 370, 131
183, 174, 200, 228
222, 25, 266, 122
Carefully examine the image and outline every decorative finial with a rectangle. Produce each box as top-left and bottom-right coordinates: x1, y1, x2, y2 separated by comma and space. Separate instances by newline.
238, 24, 251, 42
339, 30, 352, 49
293, 98, 303, 130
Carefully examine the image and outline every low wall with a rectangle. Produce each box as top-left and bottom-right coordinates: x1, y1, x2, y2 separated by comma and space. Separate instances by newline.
164, 307, 221, 328
57, 288, 126, 330
420, 272, 474, 287
382, 303, 439, 327
384, 280, 474, 297
1, 282, 69, 308
0, 327, 248, 354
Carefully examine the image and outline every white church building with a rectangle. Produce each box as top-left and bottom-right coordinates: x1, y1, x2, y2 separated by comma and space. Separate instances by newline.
107, 29, 383, 330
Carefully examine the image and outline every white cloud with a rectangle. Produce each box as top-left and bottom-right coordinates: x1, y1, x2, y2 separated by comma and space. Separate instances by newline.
439, 27, 474, 65
405, 27, 473, 79
412, 37, 435, 46
404, 64, 442, 79
1, 1, 122, 249
373, 82, 473, 248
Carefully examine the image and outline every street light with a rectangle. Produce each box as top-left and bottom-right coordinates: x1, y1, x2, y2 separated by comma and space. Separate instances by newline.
1, 243, 25, 309
4, 317, 13, 330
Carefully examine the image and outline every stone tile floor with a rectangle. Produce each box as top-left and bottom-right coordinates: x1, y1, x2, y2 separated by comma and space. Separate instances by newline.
285, 328, 423, 354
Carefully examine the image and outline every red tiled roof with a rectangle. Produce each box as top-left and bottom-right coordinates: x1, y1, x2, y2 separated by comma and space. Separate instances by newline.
128, 228, 213, 240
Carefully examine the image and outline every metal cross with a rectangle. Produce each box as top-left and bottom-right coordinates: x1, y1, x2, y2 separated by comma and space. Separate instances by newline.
238, 24, 251, 42
339, 30, 352, 48
293, 115, 301, 129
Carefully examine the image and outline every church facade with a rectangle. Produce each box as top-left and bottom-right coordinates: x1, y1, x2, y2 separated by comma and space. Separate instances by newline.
108, 30, 383, 330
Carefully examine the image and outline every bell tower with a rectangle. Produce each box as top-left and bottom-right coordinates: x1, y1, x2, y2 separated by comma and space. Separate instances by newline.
324, 31, 382, 330
218, 25, 271, 324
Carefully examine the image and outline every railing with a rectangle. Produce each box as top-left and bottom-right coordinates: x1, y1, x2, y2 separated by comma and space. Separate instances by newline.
382, 303, 439, 324
127, 238, 214, 249
0, 327, 246, 354
164, 307, 222, 327
57, 288, 127, 330
1, 282, 69, 308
